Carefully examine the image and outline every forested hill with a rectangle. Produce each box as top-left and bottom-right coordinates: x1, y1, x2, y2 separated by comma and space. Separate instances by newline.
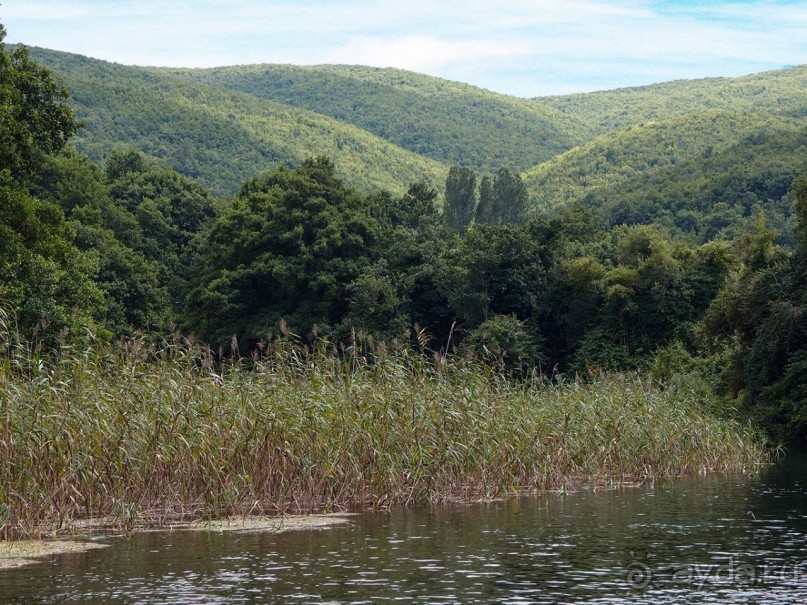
524, 111, 807, 208
524, 65, 807, 241
159, 64, 590, 173
579, 119, 807, 242
24, 45, 807, 224
538, 65, 807, 135
27, 47, 593, 195
26, 47, 449, 196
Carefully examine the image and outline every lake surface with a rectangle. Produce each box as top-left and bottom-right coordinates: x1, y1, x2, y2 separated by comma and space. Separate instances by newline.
3, 454, 807, 604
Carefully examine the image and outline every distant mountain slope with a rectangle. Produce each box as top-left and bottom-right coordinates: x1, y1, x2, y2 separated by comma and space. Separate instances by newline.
524, 111, 807, 211
24, 44, 807, 227
594, 122, 807, 218
539, 65, 807, 135
160, 64, 591, 174
551, 120, 807, 242
524, 66, 807, 242
28, 48, 449, 195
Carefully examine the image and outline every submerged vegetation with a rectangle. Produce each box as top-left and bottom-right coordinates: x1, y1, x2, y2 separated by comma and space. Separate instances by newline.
0, 319, 764, 540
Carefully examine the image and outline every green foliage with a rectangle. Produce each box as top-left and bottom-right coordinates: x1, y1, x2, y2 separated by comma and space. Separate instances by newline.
442, 223, 550, 331
476, 167, 528, 225
445, 165, 528, 233
163, 63, 589, 173
29, 148, 163, 332
477, 176, 493, 224
347, 183, 452, 343
103, 149, 220, 327
0, 32, 99, 344
27, 47, 449, 196
3, 28, 220, 338
105, 149, 218, 253
793, 176, 807, 245
370, 181, 441, 234
27, 146, 219, 334
524, 112, 807, 244
0, 172, 102, 343
444, 166, 477, 235
187, 158, 379, 347
540, 223, 734, 374
525, 112, 793, 208
463, 314, 545, 374
692, 177, 807, 442
0, 31, 77, 180
539, 65, 807, 134
527, 72, 807, 247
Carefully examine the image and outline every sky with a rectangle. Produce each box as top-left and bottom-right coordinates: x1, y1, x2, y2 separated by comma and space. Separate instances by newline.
2, 0, 807, 97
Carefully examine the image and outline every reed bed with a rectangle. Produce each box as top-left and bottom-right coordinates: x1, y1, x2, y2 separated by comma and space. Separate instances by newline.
0, 328, 765, 539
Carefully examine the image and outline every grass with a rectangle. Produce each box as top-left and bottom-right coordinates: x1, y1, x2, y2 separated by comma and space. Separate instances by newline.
0, 321, 766, 540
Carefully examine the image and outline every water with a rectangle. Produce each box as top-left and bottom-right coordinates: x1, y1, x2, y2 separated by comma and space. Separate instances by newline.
3, 455, 807, 604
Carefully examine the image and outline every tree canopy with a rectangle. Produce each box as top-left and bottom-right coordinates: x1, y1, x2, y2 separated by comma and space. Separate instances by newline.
0, 30, 97, 343
1, 26, 77, 180
186, 157, 379, 347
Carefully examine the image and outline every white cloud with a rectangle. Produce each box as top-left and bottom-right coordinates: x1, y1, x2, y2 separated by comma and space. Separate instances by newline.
3, 0, 807, 95
328, 35, 533, 71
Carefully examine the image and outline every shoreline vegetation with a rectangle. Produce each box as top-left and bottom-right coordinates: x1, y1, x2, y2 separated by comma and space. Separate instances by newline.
0, 324, 766, 544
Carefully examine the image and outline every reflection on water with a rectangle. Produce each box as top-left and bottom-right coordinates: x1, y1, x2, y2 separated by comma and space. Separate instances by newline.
3, 455, 807, 604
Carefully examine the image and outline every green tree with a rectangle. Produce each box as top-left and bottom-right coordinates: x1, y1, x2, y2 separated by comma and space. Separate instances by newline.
29, 147, 168, 333
344, 183, 452, 343
442, 224, 548, 329
476, 175, 494, 224
792, 176, 807, 248
492, 167, 528, 225
475, 167, 528, 226
105, 149, 220, 321
444, 166, 477, 235
0, 24, 101, 343
598, 225, 716, 360
464, 314, 544, 375
695, 176, 807, 441
0, 26, 77, 180
187, 157, 378, 348
0, 173, 102, 343
370, 182, 441, 235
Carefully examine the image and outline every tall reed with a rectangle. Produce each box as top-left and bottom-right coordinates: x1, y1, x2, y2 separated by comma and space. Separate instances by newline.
0, 321, 765, 539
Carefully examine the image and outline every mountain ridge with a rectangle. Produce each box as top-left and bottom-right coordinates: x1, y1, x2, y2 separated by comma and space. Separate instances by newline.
23, 44, 807, 222
26, 46, 450, 196
538, 64, 807, 134
154, 62, 590, 174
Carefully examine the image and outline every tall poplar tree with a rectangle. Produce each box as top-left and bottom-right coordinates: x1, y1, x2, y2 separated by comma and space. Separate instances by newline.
475, 168, 528, 226
444, 166, 477, 235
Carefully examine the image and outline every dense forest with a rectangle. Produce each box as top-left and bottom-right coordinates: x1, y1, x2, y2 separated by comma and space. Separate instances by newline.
159, 63, 588, 174
23, 47, 449, 196
3, 26, 807, 446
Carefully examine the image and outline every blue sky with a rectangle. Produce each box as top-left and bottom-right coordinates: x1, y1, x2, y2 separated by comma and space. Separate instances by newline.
2, 1, 807, 97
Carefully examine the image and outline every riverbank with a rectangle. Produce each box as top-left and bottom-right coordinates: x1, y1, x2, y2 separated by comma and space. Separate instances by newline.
0, 336, 766, 540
